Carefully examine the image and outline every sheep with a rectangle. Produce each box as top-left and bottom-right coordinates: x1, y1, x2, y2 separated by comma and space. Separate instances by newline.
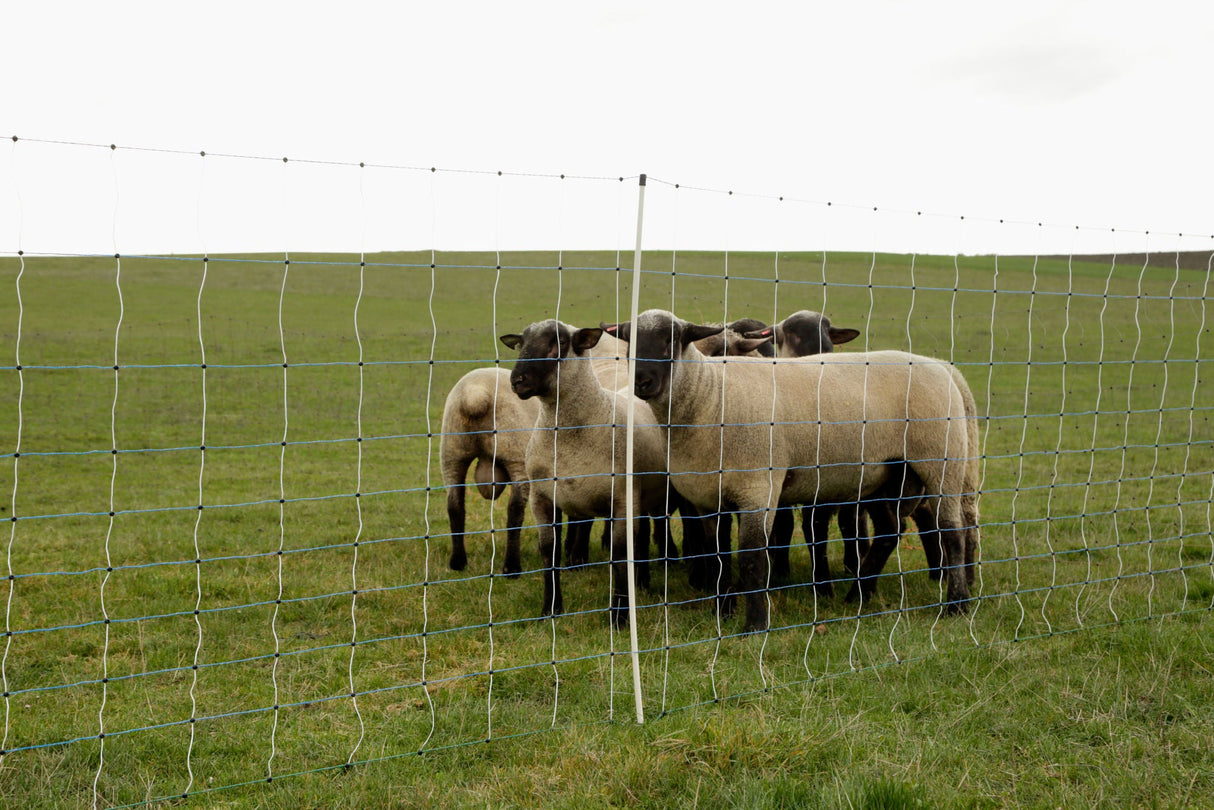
759, 309, 861, 358
500, 318, 671, 627
603, 308, 976, 633
439, 367, 537, 576
747, 310, 980, 595
600, 318, 775, 591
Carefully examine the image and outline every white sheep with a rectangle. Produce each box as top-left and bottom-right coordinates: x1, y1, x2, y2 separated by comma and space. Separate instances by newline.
439, 367, 537, 576
604, 308, 977, 632
747, 310, 980, 594
500, 318, 671, 627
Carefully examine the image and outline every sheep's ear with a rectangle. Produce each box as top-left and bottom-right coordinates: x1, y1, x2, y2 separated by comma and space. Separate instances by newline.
682, 323, 724, 346
729, 335, 774, 355
828, 327, 861, 346
571, 327, 603, 354
600, 321, 630, 342
500, 334, 524, 351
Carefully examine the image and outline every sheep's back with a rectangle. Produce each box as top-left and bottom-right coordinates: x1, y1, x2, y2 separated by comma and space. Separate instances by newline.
666, 351, 968, 508
440, 368, 538, 469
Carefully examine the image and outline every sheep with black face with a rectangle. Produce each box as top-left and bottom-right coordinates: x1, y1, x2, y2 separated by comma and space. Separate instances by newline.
747, 309, 981, 593
501, 319, 670, 627
604, 308, 977, 632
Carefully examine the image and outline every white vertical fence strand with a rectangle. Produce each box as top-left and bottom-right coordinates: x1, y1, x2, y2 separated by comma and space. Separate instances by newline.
1075, 255, 1116, 628
486, 170, 503, 742
802, 203, 826, 680
945, 223, 965, 645
1008, 247, 1040, 640
418, 169, 438, 753
91, 145, 123, 808
1143, 244, 1182, 618
1109, 249, 1152, 622
623, 174, 647, 725
0, 139, 24, 770
1179, 254, 1213, 611
1204, 255, 1214, 611
345, 164, 368, 765
974, 248, 999, 638
268, 253, 289, 781
872, 219, 904, 663
184, 254, 207, 798
660, 187, 680, 717
760, 205, 780, 688
1040, 248, 1073, 637
899, 253, 919, 652
712, 200, 731, 698
550, 176, 565, 729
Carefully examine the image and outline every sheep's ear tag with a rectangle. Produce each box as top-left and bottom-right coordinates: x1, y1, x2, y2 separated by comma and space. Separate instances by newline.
600, 321, 629, 342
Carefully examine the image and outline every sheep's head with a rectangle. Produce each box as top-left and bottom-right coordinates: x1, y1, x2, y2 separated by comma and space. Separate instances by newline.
745, 310, 860, 358
601, 309, 722, 402
499, 319, 603, 400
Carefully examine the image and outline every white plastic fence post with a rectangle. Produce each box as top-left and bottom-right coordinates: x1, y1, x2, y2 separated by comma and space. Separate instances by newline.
624, 174, 647, 724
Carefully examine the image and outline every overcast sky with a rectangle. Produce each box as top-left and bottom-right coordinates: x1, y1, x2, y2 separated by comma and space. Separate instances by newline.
4, 0, 1213, 256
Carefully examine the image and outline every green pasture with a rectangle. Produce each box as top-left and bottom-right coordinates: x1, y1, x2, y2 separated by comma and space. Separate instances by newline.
0, 250, 1211, 808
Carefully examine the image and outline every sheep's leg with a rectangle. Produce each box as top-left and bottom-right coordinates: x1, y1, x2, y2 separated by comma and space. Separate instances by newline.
838, 503, 870, 578
447, 485, 468, 572
609, 515, 650, 629
680, 506, 713, 592
445, 459, 472, 571
961, 494, 979, 587
768, 506, 793, 586
637, 517, 652, 591
964, 524, 978, 587
565, 518, 590, 568
715, 512, 736, 619
913, 503, 945, 581
937, 510, 972, 614
534, 494, 563, 617
845, 502, 901, 605
804, 505, 837, 597
502, 481, 527, 577
736, 509, 772, 633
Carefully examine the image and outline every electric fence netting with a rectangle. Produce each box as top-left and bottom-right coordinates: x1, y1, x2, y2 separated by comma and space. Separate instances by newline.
1, 137, 1211, 807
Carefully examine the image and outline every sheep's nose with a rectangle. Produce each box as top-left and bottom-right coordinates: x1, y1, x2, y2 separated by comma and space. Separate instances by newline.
634, 374, 659, 400
510, 369, 532, 396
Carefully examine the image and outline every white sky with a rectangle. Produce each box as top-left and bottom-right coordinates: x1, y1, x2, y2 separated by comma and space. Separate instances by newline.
4, 0, 1214, 256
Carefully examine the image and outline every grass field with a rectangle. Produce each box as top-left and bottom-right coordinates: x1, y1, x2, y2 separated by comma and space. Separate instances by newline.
0, 249, 1211, 808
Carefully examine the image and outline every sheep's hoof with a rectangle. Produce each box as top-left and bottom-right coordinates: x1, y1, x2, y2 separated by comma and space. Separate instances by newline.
565, 552, 589, 568
843, 584, 862, 604
449, 551, 467, 571
502, 557, 522, 578
927, 568, 944, 582
812, 581, 835, 599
